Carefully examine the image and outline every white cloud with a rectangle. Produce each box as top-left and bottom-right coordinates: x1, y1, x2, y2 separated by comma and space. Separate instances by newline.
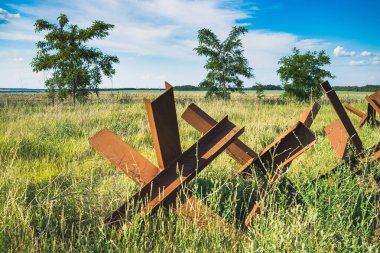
0, 8, 20, 22
12, 57, 24, 62
334, 46, 356, 57
372, 57, 380, 65
360, 51, 374, 57
294, 39, 331, 51
348, 60, 366, 66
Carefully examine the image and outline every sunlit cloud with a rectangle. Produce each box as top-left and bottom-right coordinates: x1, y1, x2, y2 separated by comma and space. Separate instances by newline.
333, 46, 356, 57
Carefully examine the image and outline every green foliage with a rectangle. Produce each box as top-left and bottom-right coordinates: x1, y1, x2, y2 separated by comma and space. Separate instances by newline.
194, 26, 253, 100
277, 47, 334, 101
0, 93, 379, 251
254, 82, 265, 101
31, 14, 119, 105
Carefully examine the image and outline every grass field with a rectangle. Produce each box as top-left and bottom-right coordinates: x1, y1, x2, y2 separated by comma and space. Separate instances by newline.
0, 92, 379, 252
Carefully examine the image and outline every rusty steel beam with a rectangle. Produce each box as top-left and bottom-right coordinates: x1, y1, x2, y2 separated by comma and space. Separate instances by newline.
144, 84, 224, 224
320, 81, 363, 158
345, 105, 366, 118
324, 120, 350, 161
299, 102, 321, 128
106, 117, 244, 223
182, 103, 318, 226
144, 82, 182, 169
345, 90, 380, 127
239, 122, 316, 175
182, 103, 258, 165
182, 102, 320, 167
320, 81, 380, 164
89, 128, 161, 186
244, 139, 316, 226
90, 128, 227, 226
90, 84, 238, 227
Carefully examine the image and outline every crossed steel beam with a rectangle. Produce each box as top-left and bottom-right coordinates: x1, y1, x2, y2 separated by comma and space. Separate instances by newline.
90, 82, 243, 225
345, 90, 380, 127
321, 81, 380, 164
182, 102, 320, 226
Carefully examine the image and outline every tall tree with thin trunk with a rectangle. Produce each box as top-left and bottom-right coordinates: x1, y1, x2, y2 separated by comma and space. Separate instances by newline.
31, 14, 119, 105
194, 26, 253, 100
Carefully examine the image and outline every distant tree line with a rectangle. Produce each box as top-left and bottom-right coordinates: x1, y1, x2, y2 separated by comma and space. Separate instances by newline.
332, 85, 380, 92
251, 84, 282, 91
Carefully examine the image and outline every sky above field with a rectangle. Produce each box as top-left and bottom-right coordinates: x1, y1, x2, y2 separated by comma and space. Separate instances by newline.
0, 0, 379, 88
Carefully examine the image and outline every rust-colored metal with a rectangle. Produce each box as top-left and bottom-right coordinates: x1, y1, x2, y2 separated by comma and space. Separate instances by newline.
299, 102, 321, 128
89, 128, 160, 186
182, 103, 258, 165
321, 81, 363, 160
324, 120, 350, 160
182, 103, 318, 226
321, 81, 380, 164
345, 104, 366, 118
90, 128, 225, 225
345, 90, 380, 127
106, 117, 243, 223
90, 83, 243, 226
144, 82, 182, 169
244, 138, 316, 226
239, 122, 316, 175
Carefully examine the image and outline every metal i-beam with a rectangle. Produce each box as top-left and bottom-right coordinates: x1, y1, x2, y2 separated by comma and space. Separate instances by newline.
182, 103, 318, 226
144, 82, 182, 168
89, 128, 160, 186
182, 103, 258, 165
106, 117, 244, 223
320, 81, 380, 165
299, 102, 321, 128
90, 83, 241, 226
239, 121, 316, 175
344, 90, 380, 127
321, 81, 363, 159
244, 139, 316, 226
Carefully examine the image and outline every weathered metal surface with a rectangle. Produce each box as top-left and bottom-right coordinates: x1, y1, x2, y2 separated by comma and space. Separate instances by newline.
144, 82, 182, 169
321, 81, 379, 164
299, 102, 321, 128
182, 103, 318, 226
324, 120, 350, 160
182, 103, 258, 165
90, 128, 222, 225
89, 128, 161, 186
90, 84, 241, 227
345, 105, 366, 118
244, 139, 316, 226
239, 122, 316, 175
106, 117, 244, 223
345, 90, 380, 127
320, 81, 363, 157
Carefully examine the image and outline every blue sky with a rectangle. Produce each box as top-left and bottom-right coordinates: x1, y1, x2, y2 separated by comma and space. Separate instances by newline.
0, 0, 379, 88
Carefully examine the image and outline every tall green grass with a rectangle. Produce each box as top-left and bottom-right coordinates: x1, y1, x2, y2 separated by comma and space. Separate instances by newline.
0, 93, 379, 252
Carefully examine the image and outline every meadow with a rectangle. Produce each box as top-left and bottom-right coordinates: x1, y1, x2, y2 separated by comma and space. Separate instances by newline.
0, 91, 379, 252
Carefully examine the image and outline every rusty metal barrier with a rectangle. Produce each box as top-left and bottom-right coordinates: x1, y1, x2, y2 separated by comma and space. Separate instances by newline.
321, 81, 380, 164
318, 81, 380, 195
345, 90, 380, 127
89, 82, 243, 225
182, 102, 320, 226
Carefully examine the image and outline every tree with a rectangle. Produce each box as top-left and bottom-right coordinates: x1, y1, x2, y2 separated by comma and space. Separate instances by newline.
31, 14, 119, 105
254, 82, 265, 101
277, 47, 334, 101
194, 26, 253, 100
